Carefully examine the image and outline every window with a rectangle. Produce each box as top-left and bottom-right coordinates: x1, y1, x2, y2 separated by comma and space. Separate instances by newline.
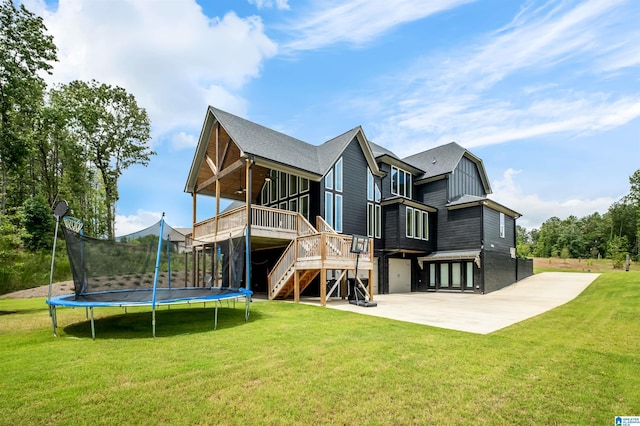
374, 183, 381, 203
300, 177, 309, 193
499, 212, 505, 238
367, 168, 374, 201
391, 167, 398, 195
325, 169, 334, 190
289, 198, 298, 213
279, 171, 287, 200
391, 166, 412, 198
335, 194, 343, 233
299, 195, 309, 219
422, 212, 429, 241
289, 175, 298, 196
261, 183, 269, 206
367, 203, 375, 237
440, 263, 449, 288
269, 179, 278, 203
451, 263, 461, 288
375, 204, 381, 239
406, 206, 413, 238
279, 201, 287, 210
325, 191, 333, 227
406, 207, 429, 240
465, 262, 474, 288
335, 158, 343, 192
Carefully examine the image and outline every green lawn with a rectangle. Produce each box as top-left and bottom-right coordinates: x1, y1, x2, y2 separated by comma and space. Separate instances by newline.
1, 273, 639, 425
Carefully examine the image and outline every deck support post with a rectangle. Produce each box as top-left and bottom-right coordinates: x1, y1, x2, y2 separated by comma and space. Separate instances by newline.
294, 270, 300, 303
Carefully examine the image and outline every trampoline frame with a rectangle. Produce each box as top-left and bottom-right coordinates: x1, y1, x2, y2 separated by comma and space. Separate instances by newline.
47, 287, 252, 339
47, 208, 253, 339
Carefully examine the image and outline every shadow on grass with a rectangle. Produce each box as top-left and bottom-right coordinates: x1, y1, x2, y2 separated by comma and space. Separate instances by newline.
62, 305, 262, 339
1, 308, 47, 316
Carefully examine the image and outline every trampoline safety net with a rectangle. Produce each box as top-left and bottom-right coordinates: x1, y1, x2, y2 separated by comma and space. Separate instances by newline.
62, 219, 246, 299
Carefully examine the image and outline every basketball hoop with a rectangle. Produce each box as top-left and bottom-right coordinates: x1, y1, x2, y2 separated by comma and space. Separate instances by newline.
62, 216, 84, 233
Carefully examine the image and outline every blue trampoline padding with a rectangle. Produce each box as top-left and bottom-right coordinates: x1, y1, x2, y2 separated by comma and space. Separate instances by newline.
47, 287, 252, 308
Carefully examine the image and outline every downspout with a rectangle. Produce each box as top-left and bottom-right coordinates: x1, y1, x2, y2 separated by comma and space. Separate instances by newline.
480, 205, 485, 294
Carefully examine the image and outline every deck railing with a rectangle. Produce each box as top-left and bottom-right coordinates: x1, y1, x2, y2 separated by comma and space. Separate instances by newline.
191, 205, 318, 243
267, 232, 372, 298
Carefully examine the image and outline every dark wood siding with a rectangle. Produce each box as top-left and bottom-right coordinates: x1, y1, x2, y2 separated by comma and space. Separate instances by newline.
439, 207, 482, 251
319, 138, 371, 237
449, 156, 485, 200
482, 207, 514, 252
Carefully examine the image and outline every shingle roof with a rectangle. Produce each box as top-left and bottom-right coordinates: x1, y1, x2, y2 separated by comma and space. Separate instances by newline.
369, 141, 399, 159
211, 107, 321, 174
402, 142, 466, 180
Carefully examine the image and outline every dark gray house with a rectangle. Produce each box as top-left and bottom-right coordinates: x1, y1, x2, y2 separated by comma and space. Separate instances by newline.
184, 107, 532, 304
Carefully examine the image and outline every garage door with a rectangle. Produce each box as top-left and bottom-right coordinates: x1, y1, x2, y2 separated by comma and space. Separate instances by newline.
388, 258, 411, 293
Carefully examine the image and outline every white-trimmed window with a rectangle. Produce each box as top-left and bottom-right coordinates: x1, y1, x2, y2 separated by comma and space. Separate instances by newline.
367, 168, 374, 201
325, 191, 334, 227
335, 194, 343, 233
279, 171, 287, 200
406, 206, 414, 238
261, 183, 269, 206
422, 211, 429, 241
325, 169, 334, 190
289, 175, 298, 196
499, 212, 505, 238
406, 207, 429, 240
391, 165, 412, 198
299, 195, 309, 219
367, 203, 375, 238
289, 198, 298, 213
375, 183, 381, 203
335, 158, 343, 192
375, 204, 381, 239
300, 177, 309, 193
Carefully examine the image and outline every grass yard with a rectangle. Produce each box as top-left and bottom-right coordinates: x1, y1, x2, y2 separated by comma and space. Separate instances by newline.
1, 273, 639, 425
534, 256, 639, 273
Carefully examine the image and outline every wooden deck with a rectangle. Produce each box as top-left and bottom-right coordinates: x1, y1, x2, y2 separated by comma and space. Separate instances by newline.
186, 206, 374, 306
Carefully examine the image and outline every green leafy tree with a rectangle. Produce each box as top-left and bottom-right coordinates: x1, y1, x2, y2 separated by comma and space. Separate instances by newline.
629, 169, 640, 258
21, 196, 52, 251
0, 0, 57, 213
51, 80, 154, 239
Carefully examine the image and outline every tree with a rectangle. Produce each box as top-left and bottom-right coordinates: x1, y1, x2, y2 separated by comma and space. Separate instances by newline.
21, 196, 52, 251
51, 80, 154, 239
629, 169, 640, 258
0, 0, 57, 214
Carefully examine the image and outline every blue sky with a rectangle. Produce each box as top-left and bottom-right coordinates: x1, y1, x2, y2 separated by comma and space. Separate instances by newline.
28, 0, 640, 234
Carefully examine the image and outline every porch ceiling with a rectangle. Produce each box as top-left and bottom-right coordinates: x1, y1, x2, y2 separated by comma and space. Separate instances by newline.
193, 124, 271, 201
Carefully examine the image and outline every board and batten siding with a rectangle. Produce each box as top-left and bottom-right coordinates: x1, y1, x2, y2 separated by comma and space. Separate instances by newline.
449, 156, 486, 200
482, 206, 517, 294
320, 137, 370, 237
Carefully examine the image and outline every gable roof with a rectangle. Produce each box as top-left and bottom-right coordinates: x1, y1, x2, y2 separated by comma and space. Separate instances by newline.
403, 142, 491, 194
186, 107, 383, 195
210, 106, 320, 174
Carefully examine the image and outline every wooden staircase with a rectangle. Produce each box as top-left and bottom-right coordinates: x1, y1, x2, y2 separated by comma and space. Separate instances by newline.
268, 217, 374, 305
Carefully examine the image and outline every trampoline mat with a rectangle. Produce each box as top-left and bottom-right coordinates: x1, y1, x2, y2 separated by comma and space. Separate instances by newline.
48, 287, 249, 307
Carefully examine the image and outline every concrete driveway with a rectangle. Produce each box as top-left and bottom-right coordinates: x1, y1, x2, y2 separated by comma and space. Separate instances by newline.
305, 272, 600, 334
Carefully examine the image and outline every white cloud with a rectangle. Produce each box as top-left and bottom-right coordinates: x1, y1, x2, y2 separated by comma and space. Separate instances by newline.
249, 0, 290, 10
170, 132, 197, 150
490, 169, 616, 230
282, 0, 473, 52
355, 0, 640, 156
30, 0, 277, 137
115, 209, 163, 236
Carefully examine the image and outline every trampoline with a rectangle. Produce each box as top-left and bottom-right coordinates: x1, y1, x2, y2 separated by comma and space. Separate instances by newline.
46, 201, 252, 339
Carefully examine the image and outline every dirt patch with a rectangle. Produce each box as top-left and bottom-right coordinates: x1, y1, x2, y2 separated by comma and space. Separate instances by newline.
2, 281, 75, 299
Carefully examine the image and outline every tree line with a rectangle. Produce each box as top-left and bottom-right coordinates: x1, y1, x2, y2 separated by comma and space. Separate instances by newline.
0, 0, 154, 242
1, 1, 154, 292
517, 170, 640, 266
